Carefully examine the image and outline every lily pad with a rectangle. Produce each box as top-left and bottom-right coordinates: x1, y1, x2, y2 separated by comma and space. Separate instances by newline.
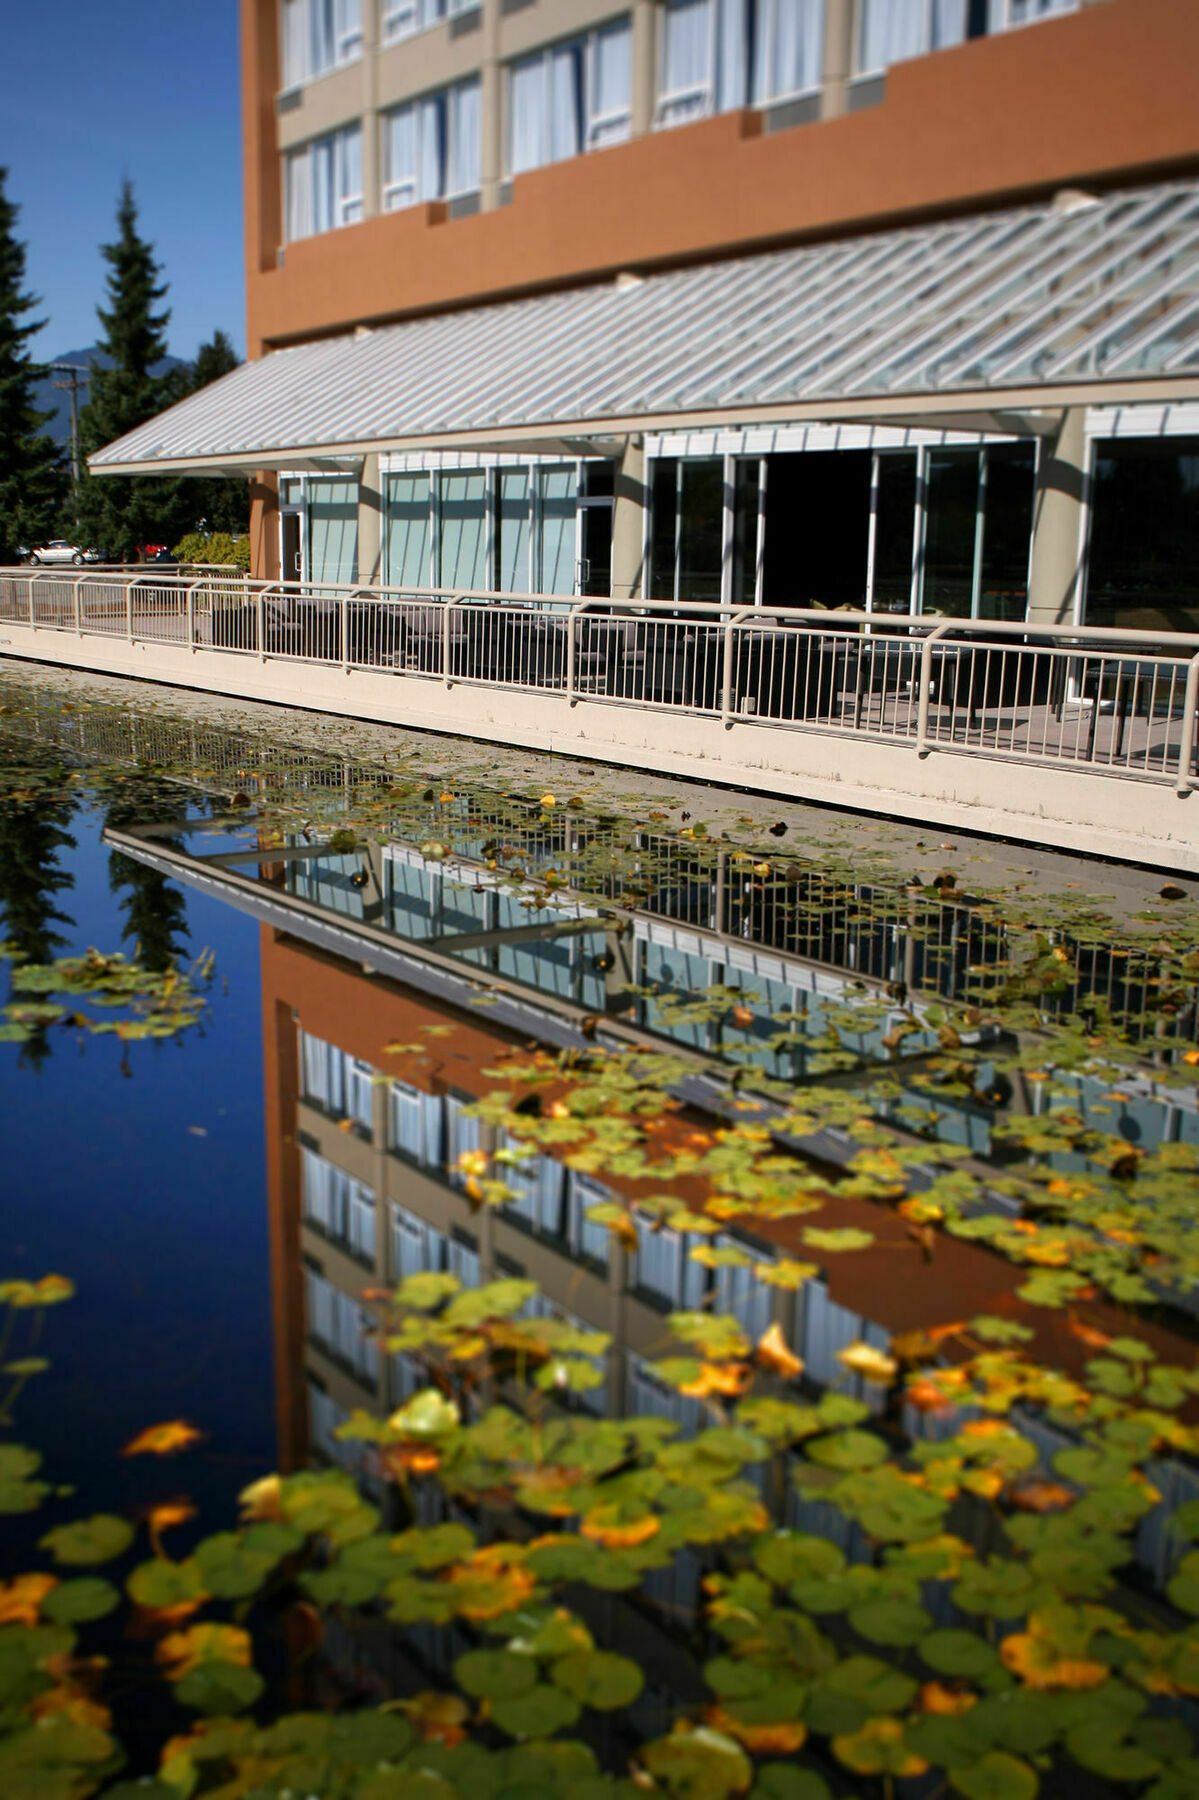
455, 1649, 539, 1701
40, 1514, 134, 1566
490, 1684, 581, 1739
41, 1577, 120, 1623
551, 1651, 644, 1711
920, 1630, 1001, 1678
949, 1752, 1040, 1800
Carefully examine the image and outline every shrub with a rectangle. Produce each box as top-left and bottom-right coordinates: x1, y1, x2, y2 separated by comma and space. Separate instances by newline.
173, 531, 251, 571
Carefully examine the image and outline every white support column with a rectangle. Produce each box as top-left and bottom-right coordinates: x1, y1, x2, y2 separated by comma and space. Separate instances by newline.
612, 436, 647, 600
820, 0, 855, 120
480, 0, 503, 209
358, 453, 383, 584
1026, 408, 1088, 627
631, 0, 657, 136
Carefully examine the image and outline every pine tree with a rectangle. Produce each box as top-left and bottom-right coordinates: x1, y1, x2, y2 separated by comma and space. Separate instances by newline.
0, 168, 66, 563
104, 772, 188, 972
180, 330, 248, 539
75, 181, 176, 559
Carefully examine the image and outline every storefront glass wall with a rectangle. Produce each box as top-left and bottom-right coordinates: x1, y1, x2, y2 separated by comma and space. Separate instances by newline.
1085, 438, 1199, 633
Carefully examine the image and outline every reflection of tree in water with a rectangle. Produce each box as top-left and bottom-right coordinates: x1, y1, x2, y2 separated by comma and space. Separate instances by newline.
0, 753, 77, 1069
104, 773, 189, 973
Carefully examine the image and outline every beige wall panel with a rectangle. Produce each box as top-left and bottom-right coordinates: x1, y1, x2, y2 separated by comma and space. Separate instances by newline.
375, 15, 489, 107
301, 1224, 379, 1290
277, 62, 369, 149
497, 0, 633, 63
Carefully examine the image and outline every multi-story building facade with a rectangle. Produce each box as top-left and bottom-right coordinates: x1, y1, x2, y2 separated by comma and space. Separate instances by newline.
94, 0, 1199, 633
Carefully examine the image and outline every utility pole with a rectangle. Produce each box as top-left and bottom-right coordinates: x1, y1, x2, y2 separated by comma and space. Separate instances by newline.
49, 362, 90, 488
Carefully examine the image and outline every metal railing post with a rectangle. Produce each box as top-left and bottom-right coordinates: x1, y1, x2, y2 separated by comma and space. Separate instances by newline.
342, 590, 351, 672
126, 574, 135, 643
257, 584, 266, 660
72, 575, 83, 635
27, 573, 35, 628
186, 580, 199, 652
915, 622, 953, 756
1176, 652, 1199, 795
443, 592, 465, 687
566, 598, 588, 705
720, 608, 755, 729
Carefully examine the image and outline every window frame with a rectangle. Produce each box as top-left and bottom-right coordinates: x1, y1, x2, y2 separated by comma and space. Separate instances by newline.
506, 20, 633, 178
283, 122, 364, 242
381, 77, 482, 211
280, 0, 362, 91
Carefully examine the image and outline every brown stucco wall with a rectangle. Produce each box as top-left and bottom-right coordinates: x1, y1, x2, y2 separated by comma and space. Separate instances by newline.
243, 0, 1199, 356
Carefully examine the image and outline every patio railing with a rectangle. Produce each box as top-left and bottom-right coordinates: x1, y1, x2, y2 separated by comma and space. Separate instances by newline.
2, 568, 1197, 792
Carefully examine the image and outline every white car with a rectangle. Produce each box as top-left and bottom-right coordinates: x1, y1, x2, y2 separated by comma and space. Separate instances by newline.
27, 540, 103, 566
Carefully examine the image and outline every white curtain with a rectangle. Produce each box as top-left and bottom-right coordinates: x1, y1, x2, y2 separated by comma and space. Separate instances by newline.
538, 467, 576, 594
932, 0, 966, 48
497, 470, 531, 590
858, 0, 926, 71
311, 138, 336, 234
659, 0, 712, 122
385, 473, 430, 582
282, 0, 306, 86
308, 478, 358, 585
590, 21, 632, 144
335, 0, 361, 56
419, 95, 444, 199
755, 0, 824, 102
549, 46, 582, 163
448, 78, 481, 195
438, 472, 486, 587
509, 56, 546, 173
715, 0, 746, 111
994, 0, 1075, 24
337, 124, 363, 222
285, 147, 313, 241
309, 0, 335, 75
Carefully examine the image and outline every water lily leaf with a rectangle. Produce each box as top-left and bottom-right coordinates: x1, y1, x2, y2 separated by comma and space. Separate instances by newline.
1065, 1727, 1161, 1783
396, 1272, 461, 1311
832, 1716, 927, 1777
949, 1751, 1040, 1800
126, 1557, 208, 1610
920, 1630, 1000, 1678
174, 1660, 265, 1715
490, 1683, 581, 1739
40, 1514, 134, 1566
804, 1430, 888, 1471
753, 1532, 845, 1588
848, 1599, 932, 1646
801, 1228, 875, 1253
194, 1531, 281, 1599
966, 1693, 1060, 1756
41, 1577, 120, 1623
551, 1651, 643, 1711
455, 1649, 539, 1701
640, 1727, 753, 1799
819, 1654, 917, 1715
749, 1767, 830, 1800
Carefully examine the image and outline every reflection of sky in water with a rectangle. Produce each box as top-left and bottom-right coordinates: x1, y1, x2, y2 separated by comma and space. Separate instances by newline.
0, 803, 275, 1525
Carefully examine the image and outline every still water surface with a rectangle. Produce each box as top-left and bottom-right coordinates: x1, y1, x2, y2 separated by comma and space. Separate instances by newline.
1, 670, 1198, 1797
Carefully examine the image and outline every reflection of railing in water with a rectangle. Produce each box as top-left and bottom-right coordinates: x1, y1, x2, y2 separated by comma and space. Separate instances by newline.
4, 568, 1199, 788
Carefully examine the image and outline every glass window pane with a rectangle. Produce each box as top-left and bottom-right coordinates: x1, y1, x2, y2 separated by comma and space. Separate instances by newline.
496, 469, 531, 591
755, 0, 825, 102
922, 450, 979, 618
872, 453, 916, 614
731, 459, 759, 606
762, 451, 870, 607
978, 443, 1035, 621
590, 21, 631, 143
282, 0, 306, 86
439, 471, 487, 588
549, 46, 582, 163
678, 459, 724, 603
649, 458, 678, 600
385, 473, 430, 586
384, 105, 417, 208
538, 467, 577, 595
509, 57, 545, 173
309, 477, 359, 585
660, 0, 712, 123
858, 0, 927, 71
449, 78, 481, 194
1085, 438, 1199, 633
419, 95, 443, 200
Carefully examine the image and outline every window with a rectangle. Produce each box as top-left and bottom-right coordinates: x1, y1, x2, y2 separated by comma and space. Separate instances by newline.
298, 1031, 374, 1132
856, 0, 965, 74
304, 1267, 378, 1382
382, 0, 479, 43
507, 22, 631, 177
281, 0, 361, 88
1085, 439, 1199, 635
301, 1149, 376, 1261
990, 0, 1077, 27
382, 79, 481, 210
284, 124, 363, 241
657, 0, 823, 127
390, 1080, 443, 1166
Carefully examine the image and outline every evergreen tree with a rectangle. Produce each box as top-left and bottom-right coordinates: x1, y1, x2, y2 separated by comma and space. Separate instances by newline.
75, 181, 177, 559
179, 329, 248, 539
0, 748, 77, 1071
104, 773, 188, 972
0, 168, 66, 562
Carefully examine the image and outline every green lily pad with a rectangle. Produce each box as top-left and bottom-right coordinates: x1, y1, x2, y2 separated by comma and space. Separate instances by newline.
920, 1630, 1000, 1679
949, 1751, 1040, 1800
455, 1649, 539, 1701
804, 1430, 888, 1471
126, 1557, 208, 1609
749, 1768, 830, 1800
41, 1578, 120, 1623
40, 1514, 133, 1566
848, 1599, 932, 1646
819, 1654, 917, 1715
194, 1531, 281, 1599
490, 1684, 581, 1739
1065, 1727, 1161, 1784
550, 1651, 644, 1711
640, 1728, 752, 1800
174, 1660, 265, 1716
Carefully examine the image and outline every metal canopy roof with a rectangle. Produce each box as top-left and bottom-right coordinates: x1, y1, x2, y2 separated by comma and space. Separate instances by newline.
91, 179, 1199, 476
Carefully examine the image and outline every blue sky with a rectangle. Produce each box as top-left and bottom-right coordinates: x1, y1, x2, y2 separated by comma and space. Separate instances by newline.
2, 2, 244, 364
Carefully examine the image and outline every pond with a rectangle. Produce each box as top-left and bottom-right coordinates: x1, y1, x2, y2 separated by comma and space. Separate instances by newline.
1, 667, 1197, 1800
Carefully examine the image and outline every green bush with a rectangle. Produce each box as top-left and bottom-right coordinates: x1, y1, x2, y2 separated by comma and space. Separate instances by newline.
173, 531, 251, 571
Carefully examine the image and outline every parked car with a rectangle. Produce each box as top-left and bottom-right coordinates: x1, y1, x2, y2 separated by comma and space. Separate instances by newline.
27, 540, 104, 566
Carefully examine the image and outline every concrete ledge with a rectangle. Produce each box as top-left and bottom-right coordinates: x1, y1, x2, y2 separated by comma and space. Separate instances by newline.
2, 626, 1195, 873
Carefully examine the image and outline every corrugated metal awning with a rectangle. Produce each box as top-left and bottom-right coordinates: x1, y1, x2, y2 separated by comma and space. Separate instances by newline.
91, 180, 1199, 476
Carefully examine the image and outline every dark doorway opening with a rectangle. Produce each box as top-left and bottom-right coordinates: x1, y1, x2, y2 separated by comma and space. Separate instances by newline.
762, 451, 871, 609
